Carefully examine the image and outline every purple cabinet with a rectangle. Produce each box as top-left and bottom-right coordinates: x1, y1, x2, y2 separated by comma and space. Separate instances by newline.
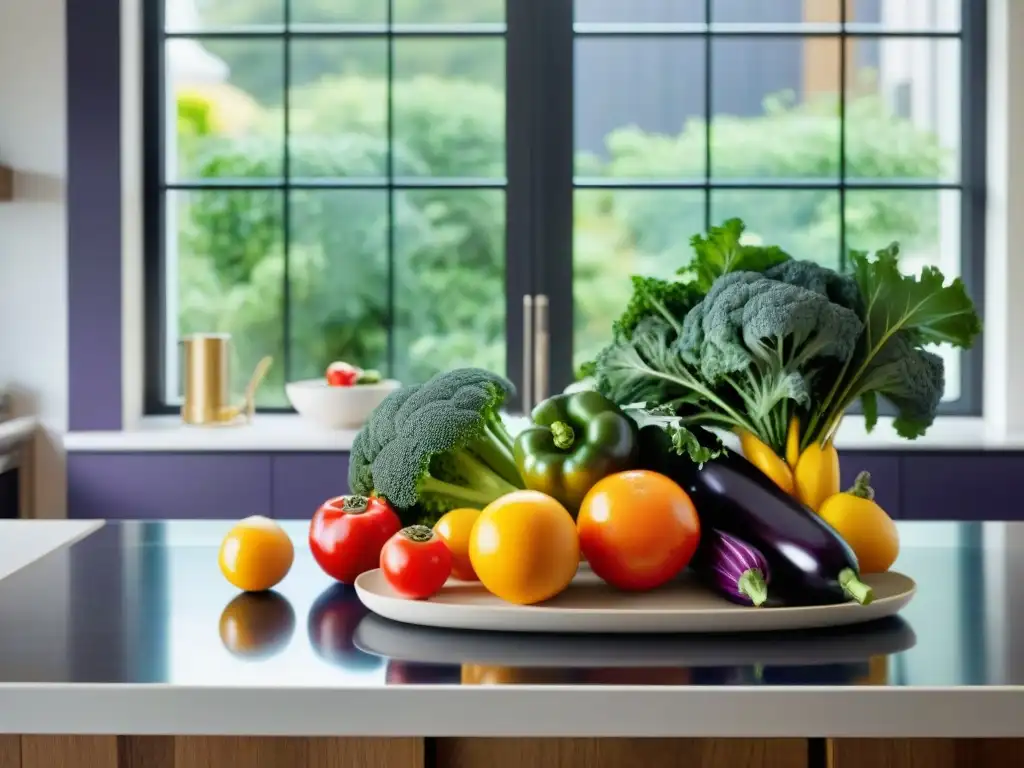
67, 453, 272, 519
271, 454, 349, 519
901, 453, 1024, 521
840, 451, 902, 519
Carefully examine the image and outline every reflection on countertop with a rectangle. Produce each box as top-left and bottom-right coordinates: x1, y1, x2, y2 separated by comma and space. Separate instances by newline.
0, 520, 1016, 688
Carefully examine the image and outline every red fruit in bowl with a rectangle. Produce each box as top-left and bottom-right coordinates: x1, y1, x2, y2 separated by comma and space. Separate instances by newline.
309, 494, 402, 584
326, 361, 360, 387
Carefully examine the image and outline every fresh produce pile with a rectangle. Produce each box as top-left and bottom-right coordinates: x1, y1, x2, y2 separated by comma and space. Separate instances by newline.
223, 218, 981, 614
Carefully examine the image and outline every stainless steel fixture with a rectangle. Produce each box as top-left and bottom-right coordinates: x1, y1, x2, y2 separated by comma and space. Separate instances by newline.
521, 294, 550, 412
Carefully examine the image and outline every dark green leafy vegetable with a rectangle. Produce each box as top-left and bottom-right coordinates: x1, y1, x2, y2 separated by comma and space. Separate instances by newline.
348, 368, 524, 525
679, 218, 791, 292
801, 243, 982, 445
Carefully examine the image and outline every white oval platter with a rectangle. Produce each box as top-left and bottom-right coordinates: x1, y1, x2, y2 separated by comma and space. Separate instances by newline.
354, 568, 916, 634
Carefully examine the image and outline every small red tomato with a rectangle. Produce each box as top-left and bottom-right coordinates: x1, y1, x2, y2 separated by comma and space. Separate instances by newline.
326, 361, 359, 387
309, 494, 401, 584
380, 525, 453, 600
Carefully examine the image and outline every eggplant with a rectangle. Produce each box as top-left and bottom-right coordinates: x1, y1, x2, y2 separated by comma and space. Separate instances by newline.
691, 529, 770, 607
639, 426, 872, 606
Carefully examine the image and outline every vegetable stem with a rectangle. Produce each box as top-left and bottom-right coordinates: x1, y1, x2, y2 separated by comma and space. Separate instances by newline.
737, 569, 768, 607
838, 567, 874, 605
848, 471, 875, 500
449, 448, 521, 497
487, 414, 516, 453
551, 421, 576, 451
468, 428, 524, 488
419, 475, 505, 508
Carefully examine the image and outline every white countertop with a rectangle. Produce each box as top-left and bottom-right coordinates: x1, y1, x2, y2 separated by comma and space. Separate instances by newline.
0, 520, 1021, 737
0, 519, 102, 581
60, 414, 1023, 453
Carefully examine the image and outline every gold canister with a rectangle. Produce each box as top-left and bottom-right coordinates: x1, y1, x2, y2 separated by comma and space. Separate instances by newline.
181, 333, 232, 425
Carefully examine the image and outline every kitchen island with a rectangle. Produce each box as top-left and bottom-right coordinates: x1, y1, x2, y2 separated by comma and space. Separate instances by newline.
0, 520, 1020, 767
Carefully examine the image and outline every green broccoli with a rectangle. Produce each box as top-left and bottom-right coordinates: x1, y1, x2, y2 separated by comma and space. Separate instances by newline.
678, 271, 863, 450
348, 368, 523, 524
856, 333, 945, 439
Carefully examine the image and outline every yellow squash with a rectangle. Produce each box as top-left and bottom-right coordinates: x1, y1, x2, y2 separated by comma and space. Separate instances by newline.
818, 471, 899, 573
785, 416, 801, 469
738, 430, 794, 495
794, 440, 840, 512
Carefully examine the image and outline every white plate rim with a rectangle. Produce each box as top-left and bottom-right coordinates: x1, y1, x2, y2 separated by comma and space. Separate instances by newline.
354, 569, 917, 634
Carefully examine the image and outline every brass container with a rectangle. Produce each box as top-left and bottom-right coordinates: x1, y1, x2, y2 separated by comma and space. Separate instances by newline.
181, 333, 232, 425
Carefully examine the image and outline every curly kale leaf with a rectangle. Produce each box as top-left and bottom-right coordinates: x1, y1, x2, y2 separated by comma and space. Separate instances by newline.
612, 275, 703, 341
680, 218, 791, 293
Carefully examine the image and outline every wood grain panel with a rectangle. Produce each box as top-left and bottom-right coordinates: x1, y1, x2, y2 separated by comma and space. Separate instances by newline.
119, 736, 175, 768
173, 737, 423, 768
20, 736, 119, 768
828, 739, 1024, 768
0, 737, 19, 768
437, 738, 807, 768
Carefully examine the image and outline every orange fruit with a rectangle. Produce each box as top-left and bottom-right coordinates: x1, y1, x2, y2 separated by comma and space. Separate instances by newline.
218, 515, 294, 592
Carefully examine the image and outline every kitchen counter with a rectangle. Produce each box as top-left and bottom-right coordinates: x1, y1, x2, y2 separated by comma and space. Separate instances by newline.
0, 520, 1020, 767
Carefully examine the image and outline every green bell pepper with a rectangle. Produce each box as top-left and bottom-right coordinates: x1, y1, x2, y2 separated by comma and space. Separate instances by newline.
513, 390, 639, 515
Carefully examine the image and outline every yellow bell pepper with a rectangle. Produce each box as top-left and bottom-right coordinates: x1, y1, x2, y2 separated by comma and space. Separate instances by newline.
738, 430, 794, 495
794, 440, 840, 512
785, 416, 801, 469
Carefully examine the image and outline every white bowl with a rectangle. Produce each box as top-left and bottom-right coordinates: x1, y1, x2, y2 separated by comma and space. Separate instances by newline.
286, 378, 400, 430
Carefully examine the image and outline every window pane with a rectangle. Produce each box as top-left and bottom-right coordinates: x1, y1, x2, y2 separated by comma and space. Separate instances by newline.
849, 0, 960, 32
712, 0, 838, 27
288, 40, 389, 178
711, 189, 841, 268
165, 0, 283, 31
393, 0, 505, 24
393, 39, 506, 178
172, 189, 286, 407
168, 39, 284, 181
291, 0, 387, 24
288, 190, 390, 381
573, 190, 706, 371
575, 0, 705, 23
711, 36, 840, 179
575, 38, 706, 179
845, 38, 960, 181
393, 189, 507, 383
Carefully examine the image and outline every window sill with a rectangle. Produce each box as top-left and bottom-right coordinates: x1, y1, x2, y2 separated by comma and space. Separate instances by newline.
60, 413, 1016, 453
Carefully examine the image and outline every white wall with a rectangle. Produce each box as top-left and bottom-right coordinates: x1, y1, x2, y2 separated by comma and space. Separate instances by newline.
0, 0, 68, 518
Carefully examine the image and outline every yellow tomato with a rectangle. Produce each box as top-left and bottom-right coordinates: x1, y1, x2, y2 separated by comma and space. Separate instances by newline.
434, 507, 482, 581
818, 471, 899, 573
218, 515, 294, 592
469, 490, 579, 605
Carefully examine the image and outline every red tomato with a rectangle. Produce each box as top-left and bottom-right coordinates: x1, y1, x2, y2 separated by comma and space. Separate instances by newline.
380, 526, 453, 600
309, 494, 401, 584
577, 470, 700, 591
326, 361, 359, 387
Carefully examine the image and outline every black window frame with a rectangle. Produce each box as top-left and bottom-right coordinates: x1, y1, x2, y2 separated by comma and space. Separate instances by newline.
143, 0, 986, 416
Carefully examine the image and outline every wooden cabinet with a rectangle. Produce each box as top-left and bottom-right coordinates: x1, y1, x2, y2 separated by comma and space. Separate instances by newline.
271, 454, 349, 519
8, 737, 1024, 768
63, 450, 1024, 521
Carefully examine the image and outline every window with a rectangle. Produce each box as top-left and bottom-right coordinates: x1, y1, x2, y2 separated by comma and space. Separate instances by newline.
145, 0, 985, 415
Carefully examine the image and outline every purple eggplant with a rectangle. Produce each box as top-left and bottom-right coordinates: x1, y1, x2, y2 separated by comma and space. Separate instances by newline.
692, 529, 770, 607
638, 426, 873, 607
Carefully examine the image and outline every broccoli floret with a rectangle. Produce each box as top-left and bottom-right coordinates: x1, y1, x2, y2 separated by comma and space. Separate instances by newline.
678, 271, 863, 450
763, 259, 863, 314
347, 368, 523, 522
